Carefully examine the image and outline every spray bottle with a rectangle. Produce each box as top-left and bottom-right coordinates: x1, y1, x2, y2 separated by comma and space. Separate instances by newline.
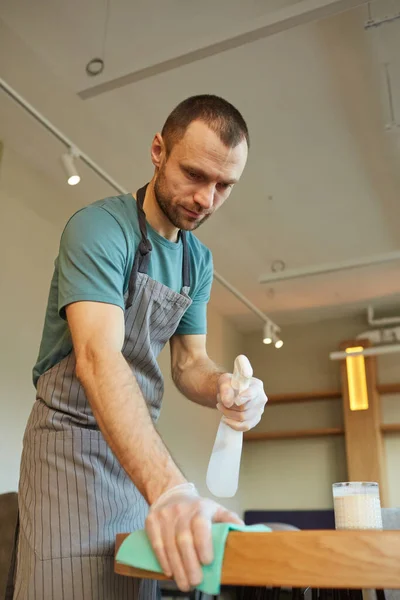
206, 355, 253, 498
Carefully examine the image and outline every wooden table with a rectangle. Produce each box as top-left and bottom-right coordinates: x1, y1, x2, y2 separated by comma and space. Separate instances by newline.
115, 530, 400, 589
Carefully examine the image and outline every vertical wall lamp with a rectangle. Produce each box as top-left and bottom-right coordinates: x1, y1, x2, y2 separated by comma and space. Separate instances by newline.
345, 346, 369, 411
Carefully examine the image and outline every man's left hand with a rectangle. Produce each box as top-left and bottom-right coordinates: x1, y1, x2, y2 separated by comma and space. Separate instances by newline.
216, 374, 268, 432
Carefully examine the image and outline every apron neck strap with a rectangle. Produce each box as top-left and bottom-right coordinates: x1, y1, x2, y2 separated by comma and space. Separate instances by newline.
179, 230, 190, 290
134, 183, 190, 288
135, 184, 153, 271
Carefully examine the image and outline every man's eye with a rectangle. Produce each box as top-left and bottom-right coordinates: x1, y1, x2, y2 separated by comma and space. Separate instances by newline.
188, 171, 200, 180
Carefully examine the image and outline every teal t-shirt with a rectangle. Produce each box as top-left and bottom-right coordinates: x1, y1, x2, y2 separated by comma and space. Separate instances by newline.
33, 193, 213, 387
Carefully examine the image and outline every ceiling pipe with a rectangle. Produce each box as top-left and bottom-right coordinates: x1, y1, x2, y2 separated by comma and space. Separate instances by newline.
259, 251, 400, 284
364, 8, 400, 29
0, 76, 278, 331
330, 344, 400, 360
367, 305, 400, 327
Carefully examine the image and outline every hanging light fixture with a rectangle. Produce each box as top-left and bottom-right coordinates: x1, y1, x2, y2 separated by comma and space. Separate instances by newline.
61, 148, 81, 186
262, 322, 283, 348
263, 322, 273, 344
273, 328, 283, 348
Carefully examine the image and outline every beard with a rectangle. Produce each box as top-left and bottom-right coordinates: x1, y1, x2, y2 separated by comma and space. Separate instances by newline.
154, 166, 211, 231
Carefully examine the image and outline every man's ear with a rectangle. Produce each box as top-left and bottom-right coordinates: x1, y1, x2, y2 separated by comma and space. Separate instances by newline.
151, 133, 166, 169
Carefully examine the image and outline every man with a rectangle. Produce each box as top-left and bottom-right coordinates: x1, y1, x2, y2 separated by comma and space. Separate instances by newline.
13, 95, 267, 599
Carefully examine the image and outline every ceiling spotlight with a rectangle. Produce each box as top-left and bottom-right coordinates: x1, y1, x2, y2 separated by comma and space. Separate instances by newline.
263, 322, 272, 344
270, 326, 283, 349
263, 321, 283, 348
61, 148, 81, 186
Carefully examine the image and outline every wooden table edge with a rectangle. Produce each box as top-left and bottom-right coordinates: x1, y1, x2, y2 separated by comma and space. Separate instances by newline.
115, 530, 400, 589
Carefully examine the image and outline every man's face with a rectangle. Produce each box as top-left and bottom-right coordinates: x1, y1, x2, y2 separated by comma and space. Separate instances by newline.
153, 120, 248, 231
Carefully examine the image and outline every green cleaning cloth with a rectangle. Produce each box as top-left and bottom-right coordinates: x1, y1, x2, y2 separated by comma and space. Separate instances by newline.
116, 523, 271, 595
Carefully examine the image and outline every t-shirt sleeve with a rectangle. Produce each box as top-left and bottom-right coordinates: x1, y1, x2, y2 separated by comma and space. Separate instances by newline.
175, 249, 213, 335
58, 206, 128, 319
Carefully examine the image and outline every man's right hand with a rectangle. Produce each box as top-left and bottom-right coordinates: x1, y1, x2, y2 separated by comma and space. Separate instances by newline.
145, 483, 243, 592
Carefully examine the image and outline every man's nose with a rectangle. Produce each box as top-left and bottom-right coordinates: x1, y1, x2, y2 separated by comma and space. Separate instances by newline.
194, 184, 215, 210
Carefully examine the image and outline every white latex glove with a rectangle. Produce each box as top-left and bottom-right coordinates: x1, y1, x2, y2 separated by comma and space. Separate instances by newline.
217, 374, 268, 431
145, 482, 243, 592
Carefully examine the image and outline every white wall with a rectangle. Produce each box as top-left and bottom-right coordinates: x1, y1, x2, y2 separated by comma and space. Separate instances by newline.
0, 145, 63, 493
240, 316, 400, 512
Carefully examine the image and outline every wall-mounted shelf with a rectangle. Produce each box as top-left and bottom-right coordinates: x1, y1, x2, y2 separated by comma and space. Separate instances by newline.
268, 390, 341, 404
244, 423, 400, 442
378, 383, 400, 395
266, 382, 400, 405
381, 423, 400, 434
244, 427, 344, 442
245, 382, 400, 442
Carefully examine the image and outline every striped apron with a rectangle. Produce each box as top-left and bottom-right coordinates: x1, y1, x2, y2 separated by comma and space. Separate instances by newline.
12, 184, 192, 600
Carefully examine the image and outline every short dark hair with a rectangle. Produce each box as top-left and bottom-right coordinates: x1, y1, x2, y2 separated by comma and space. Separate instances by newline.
161, 94, 250, 155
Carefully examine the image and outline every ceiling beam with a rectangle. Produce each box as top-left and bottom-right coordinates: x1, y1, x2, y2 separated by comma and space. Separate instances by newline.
259, 251, 400, 284
79, 0, 369, 100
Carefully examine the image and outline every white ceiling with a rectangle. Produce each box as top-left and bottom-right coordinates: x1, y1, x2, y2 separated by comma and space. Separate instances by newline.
1, 0, 400, 333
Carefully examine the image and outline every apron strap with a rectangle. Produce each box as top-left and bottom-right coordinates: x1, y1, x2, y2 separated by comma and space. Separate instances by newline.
126, 183, 191, 308
126, 184, 152, 308
180, 230, 190, 290
135, 184, 153, 275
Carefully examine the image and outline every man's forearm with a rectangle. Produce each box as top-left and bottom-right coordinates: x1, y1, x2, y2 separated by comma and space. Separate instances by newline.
172, 355, 224, 408
76, 350, 186, 505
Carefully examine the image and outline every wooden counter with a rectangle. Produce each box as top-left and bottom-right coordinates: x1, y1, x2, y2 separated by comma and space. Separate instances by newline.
115, 530, 400, 589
